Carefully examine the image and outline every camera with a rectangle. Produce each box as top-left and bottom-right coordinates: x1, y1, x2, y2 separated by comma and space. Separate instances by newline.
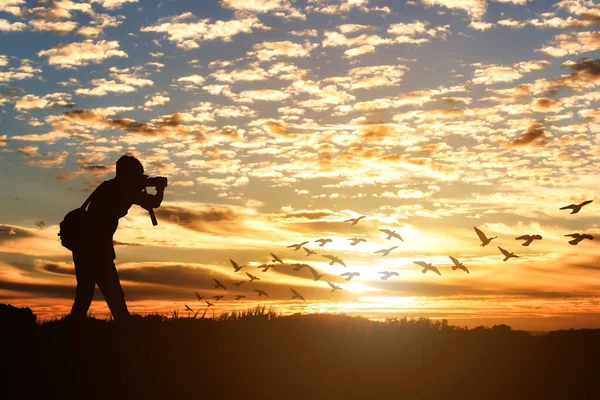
145, 176, 168, 188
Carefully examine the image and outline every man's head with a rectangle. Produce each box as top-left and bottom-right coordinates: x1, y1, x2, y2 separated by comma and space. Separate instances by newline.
116, 155, 145, 188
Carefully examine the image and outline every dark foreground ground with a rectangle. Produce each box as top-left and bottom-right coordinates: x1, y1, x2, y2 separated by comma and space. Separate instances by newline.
2, 304, 600, 400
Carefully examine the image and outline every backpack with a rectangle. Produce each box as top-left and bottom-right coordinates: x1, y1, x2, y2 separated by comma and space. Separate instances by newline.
57, 185, 100, 252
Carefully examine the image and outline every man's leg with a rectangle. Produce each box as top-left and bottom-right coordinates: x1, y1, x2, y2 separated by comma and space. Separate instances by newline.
70, 253, 96, 318
96, 259, 130, 321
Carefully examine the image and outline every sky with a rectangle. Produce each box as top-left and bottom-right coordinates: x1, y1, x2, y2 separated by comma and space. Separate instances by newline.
0, 0, 599, 331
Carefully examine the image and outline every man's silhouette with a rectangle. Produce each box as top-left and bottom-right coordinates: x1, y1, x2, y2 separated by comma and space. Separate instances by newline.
70, 155, 166, 320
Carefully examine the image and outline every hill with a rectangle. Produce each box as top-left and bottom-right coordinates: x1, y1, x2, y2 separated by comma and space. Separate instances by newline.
1, 304, 600, 399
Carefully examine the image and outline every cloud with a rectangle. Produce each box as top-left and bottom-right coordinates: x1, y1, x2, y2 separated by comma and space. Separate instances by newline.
28, 19, 78, 35
0, 0, 24, 15
221, 0, 305, 20
236, 89, 291, 102
539, 32, 600, 57
421, 0, 487, 21
91, 0, 138, 10
38, 40, 128, 68
144, 94, 170, 109
510, 121, 549, 147
531, 97, 563, 113
0, 18, 26, 31
471, 60, 550, 85
153, 204, 244, 234
13, 92, 73, 111
141, 12, 269, 50
325, 65, 409, 90
0, 58, 41, 82
250, 40, 318, 61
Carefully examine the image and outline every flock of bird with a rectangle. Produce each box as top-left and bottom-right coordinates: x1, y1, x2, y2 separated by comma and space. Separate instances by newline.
184, 199, 595, 312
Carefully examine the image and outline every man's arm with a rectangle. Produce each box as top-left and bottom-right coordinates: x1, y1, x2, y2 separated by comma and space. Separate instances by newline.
133, 187, 165, 210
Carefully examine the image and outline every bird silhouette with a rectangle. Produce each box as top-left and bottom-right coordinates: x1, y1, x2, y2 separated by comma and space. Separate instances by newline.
379, 229, 403, 241
255, 289, 270, 298
213, 278, 227, 290
413, 261, 441, 275
235, 295, 246, 300
271, 252, 284, 264
374, 246, 398, 256
213, 295, 224, 301
229, 259, 245, 272
257, 264, 272, 272
185, 304, 193, 312
205, 300, 214, 307
565, 233, 594, 245
344, 215, 366, 225
287, 241, 309, 250
498, 246, 518, 261
474, 227, 496, 247
449, 256, 469, 273
322, 254, 346, 267
232, 281, 246, 287
308, 267, 325, 281
327, 281, 343, 292
246, 272, 260, 282
195, 292, 204, 301
515, 234, 542, 246
348, 238, 367, 246
560, 199, 593, 214
378, 271, 399, 280
340, 272, 360, 281
293, 263, 308, 271
303, 246, 317, 256
315, 238, 332, 247
290, 288, 305, 301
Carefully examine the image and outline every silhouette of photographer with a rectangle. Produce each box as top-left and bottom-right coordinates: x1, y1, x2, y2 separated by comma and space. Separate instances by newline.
68, 155, 167, 321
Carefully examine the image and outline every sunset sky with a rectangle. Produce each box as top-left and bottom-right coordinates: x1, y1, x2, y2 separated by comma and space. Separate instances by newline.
1, 0, 599, 331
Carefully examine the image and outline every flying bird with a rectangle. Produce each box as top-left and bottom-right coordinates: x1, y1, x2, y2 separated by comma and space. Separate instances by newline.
315, 238, 332, 247
271, 252, 284, 264
515, 234, 542, 247
290, 288, 305, 301
322, 255, 346, 267
205, 301, 214, 307
308, 267, 325, 281
213, 278, 227, 290
498, 246, 519, 261
255, 289, 270, 298
257, 264, 272, 272
327, 281, 343, 292
185, 304, 193, 312
378, 271, 399, 280
246, 272, 260, 282
232, 281, 246, 287
374, 246, 398, 257
413, 261, 441, 275
293, 264, 308, 271
379, 229, 403, 241
340, 272, 360, 281
303, 246, 317, 256
195, 292, 204, 301
449, 256, 469, 273
560, 199, 593, 214
287, 241, 309, 250
213, 295, 224, 301
348, 238, 367, 246
565, 233, 594, 245
344, 215, 366, 225
474, 227, 497, 247
229, 259, 245, 272
234, 295, 246, 300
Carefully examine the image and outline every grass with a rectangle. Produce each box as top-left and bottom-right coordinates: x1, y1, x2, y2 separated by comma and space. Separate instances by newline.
3, 303, 600, 400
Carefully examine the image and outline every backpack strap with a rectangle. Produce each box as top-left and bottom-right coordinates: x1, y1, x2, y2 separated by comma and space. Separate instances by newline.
80, 182, 104, 210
